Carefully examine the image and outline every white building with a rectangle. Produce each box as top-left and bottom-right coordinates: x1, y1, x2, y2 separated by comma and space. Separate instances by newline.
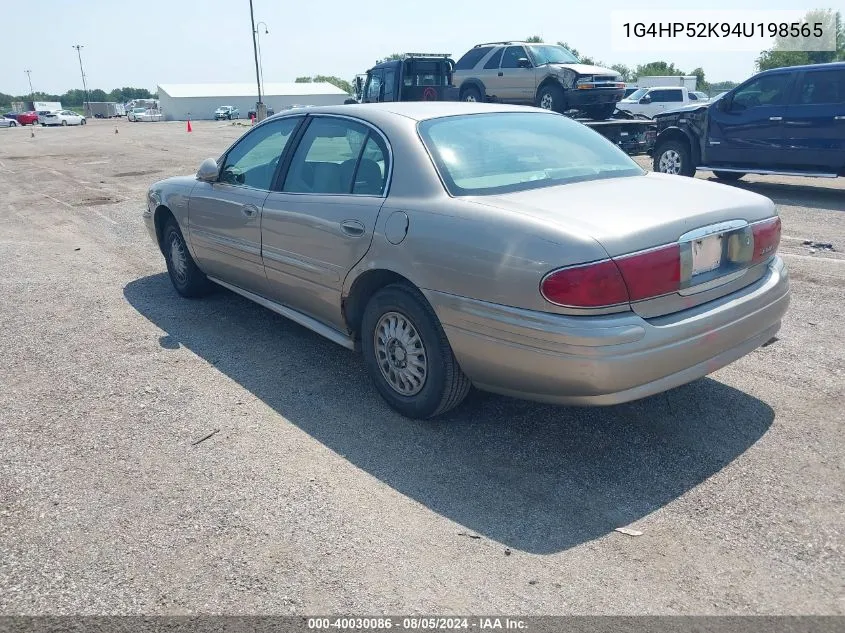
156, 82, 349, 121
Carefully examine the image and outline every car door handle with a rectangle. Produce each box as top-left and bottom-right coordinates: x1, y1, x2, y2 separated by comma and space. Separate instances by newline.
769, 116, 783, 121
835, 115, 845, 120
241, 204, 258, 218
340, 219, 365, 237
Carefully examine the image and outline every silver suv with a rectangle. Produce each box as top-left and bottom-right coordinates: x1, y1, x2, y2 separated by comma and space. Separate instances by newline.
453, 41, 625, 119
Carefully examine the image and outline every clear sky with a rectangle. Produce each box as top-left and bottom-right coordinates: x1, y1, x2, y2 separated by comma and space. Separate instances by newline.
0, 0, 821, 96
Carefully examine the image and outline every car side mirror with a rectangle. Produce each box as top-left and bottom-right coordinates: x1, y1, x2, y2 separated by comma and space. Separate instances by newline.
197, 158, 220, 182
517, 57, 532, 68
640, 95, 652, 104
718, 96, 732, 111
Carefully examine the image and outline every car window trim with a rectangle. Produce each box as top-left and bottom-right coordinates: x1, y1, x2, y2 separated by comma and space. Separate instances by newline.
271, 113, 393, 198
214, 114, 307, 192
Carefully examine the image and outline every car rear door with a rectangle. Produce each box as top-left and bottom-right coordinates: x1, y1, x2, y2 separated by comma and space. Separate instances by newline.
260, 115, 390, 331
782, 67, 845, 172
705, 71, 794, 166
645, 88, 684, 117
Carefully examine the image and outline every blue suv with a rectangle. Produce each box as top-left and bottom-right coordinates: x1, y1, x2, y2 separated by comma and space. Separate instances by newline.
652, 62, 845, 180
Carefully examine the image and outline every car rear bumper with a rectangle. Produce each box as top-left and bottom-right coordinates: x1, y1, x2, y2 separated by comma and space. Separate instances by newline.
424, 256, 789, 406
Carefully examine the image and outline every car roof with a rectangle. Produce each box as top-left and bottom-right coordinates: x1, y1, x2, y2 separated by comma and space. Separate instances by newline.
758, 61, 845, 75
268, 101, 541, 122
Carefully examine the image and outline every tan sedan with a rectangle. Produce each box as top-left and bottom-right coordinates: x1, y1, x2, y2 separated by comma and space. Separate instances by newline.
143, 102, 790, 419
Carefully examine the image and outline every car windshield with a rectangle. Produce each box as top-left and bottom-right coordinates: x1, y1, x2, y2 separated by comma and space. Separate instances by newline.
625, 88, 648, 100
418, 112, 643, 196
527, 45, 579, 65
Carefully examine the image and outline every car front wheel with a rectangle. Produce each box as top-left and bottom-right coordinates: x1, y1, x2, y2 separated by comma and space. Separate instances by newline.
361, 283, 471, 419
653, 140, 696, 177
537, 84, 566, 113
162, 219, 213, 298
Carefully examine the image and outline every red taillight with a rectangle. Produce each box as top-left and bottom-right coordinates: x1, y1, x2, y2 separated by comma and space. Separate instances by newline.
540, 260, 629, 307
541, 244, 681, 308
751, 216, 781, 264
615, 244, 681, 301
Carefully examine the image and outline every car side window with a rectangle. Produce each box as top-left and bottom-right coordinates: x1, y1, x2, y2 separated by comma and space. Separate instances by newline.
455, 46, 492, 70
649, 89, 683, 103
500, 46, 528, 69
282, 117, 388, 196
383, 69, 396, 101
219, 117, 301, 190
366, 71, 383, 102
796, 69, 845, 105
483, 48, 504, 69
731, 73, 791, 109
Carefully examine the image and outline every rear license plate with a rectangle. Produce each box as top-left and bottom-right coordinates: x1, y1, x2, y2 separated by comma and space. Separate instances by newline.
692, 235, 723, 276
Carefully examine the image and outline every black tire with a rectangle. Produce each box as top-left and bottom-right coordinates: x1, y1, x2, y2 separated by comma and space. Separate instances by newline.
653, 139, 696, 177
61, 120, 67, 126
361, 283, 471, 419
9, 121, 15, 127
81, 118, 86, 126
713, 171, 745, 181
461, 85, 482, 103
583, 103, 616, 120
536, 83, 566, 113
161, 219, 213, 298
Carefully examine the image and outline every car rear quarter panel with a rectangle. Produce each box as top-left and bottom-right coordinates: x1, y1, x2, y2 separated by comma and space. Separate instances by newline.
147, 177, 197, 254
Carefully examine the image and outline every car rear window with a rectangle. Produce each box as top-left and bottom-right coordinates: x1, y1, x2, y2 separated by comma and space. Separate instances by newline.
418, 112, 643, 196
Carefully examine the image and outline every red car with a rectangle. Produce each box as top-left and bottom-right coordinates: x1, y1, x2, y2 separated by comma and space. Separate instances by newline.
16, 111, 39, 125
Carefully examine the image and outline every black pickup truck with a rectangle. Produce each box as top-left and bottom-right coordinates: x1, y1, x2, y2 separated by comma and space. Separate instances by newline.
652, 62, 845, 180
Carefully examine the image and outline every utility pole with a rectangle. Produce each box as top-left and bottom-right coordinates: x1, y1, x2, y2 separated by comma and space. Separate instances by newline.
248, 0, 266, 121
25, 70, 34, 101
72, 45, 91, 117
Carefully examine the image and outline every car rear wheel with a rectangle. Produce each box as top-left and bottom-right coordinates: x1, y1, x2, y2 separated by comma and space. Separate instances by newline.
461, 85, 482, 103
61, 120, 67, 126
654, 140, 696, 177
9, 121, 16, 127
537, 84, 566, 113
361, 283, 471, 419
80, 119, 86, 126
162, 219, 213, 298
713, 171, 745, 181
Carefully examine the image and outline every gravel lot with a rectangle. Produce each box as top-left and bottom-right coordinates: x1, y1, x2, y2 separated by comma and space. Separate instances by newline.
0, 118, 842, 615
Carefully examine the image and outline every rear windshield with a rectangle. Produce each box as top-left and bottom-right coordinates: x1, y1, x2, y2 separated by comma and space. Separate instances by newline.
403, 59, 451, 86
418, 112, 643, 196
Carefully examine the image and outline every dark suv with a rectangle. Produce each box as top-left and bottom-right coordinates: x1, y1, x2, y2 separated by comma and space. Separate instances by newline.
653, 62, 845, 180
452, 41, 625, 119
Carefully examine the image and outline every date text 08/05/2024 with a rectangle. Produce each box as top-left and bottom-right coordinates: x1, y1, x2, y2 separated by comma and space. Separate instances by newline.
306, 617, 528, 630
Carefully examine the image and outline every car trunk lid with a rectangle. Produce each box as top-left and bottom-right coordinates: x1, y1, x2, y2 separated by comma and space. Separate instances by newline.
469, 172, 781, 318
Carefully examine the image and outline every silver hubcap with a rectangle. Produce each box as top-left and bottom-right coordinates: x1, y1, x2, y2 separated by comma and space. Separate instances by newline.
659, 149, 682, 174
374, 311, 428, 396
464, 94, 477, 102
540, 93, 554, 109
169, 233, 188, 284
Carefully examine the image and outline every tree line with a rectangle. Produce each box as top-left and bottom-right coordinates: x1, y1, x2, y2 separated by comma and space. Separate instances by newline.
0, 87, 155, 110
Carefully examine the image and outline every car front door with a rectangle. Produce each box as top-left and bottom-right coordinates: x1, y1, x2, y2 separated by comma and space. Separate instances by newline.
364, 70, 384, 103
782, 67, 845, 172
188, 116, 304, 294
260, 115, 390, 330
705, 71, 794, 166
497, 45, 535, 103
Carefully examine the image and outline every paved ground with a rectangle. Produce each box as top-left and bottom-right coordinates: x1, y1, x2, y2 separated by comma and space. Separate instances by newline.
0, 118, 842, 615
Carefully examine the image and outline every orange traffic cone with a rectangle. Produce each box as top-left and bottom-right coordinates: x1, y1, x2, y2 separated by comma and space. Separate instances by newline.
187, 118, 192, 133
